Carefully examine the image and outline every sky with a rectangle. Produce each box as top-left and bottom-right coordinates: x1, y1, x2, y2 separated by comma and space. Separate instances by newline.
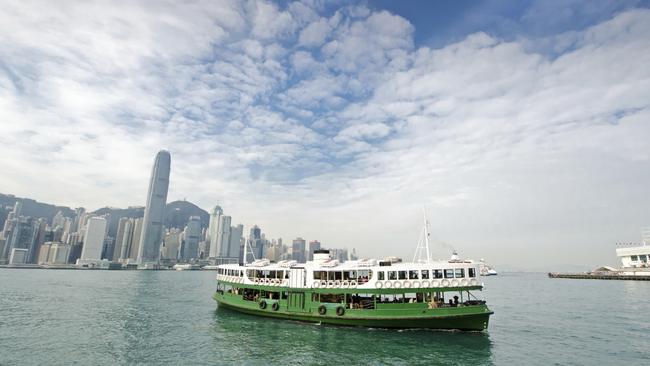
1, 0, 649, 270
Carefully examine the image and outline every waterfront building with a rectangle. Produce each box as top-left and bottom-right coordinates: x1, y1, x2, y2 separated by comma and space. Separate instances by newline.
180, 216, 201, 261
129, 218, 144, 260
228, 224, 243, 259
113, 217, 129, 261
78, 216, 107, 263
207, 205, 223, 258
137, 150, 171, 265
247, 225, 263, 262
216, 215, 232, 257
308, 240, 321, 261
161, 229, 182, 261
6, 217, 38, 263
9, 248, 28, 264
292, 237, 306, 263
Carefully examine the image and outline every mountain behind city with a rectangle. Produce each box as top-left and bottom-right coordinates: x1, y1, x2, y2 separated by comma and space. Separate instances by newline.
0, 192, 209, 239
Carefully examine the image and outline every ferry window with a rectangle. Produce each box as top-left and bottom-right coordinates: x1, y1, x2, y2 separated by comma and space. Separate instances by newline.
469, 268, 476, 277
350, 270, 357, 279
434, 270, 443, 279
398, 271, 407, 280
285, 271, 289, 279
455, 269, 465, 278
314, 271, 326, 280
247, 270, 254, 278
388, 271, 397, 280
368, 270, 373, 280
328, 271, 336, 281
421, 270, 429, 279
343, 271, 351, 280
378, 272, 385, 280
444, 269, 454, 278
335, 272, 343, 281
631, 255, 638, 261
409, 270, 419, 279
640, 255, 648, 262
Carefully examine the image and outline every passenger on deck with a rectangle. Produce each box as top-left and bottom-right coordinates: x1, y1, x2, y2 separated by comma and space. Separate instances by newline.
453, 295, 459, 306
448, 299, 454, 307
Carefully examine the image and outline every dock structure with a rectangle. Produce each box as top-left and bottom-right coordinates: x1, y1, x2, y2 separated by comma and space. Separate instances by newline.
548, 272, 650, 281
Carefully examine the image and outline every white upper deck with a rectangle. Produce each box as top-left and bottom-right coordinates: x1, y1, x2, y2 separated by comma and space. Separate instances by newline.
216, 251, 482, 290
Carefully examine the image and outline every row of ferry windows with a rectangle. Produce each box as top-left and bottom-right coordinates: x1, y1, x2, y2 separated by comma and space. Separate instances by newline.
312, 270, 373, 281
378, 268, 476, 280
218, 268, 243, 276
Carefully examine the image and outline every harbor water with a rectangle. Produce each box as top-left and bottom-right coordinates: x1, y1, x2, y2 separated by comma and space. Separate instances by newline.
1, 270, 648, 365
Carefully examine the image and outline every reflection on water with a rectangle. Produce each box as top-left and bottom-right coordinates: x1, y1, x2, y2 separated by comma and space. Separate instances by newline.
212, 306, 493, 365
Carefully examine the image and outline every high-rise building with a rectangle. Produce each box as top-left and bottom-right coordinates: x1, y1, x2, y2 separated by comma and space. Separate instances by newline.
216, 215, 232, 257
308, 240, 321, 261
207, 205, 223, 258
228, 224, 243, 259
137, 150, 171, 265
161, 229, 182, 261
129, 218, 144, 260
292, 237, 306, 263
247, 225, 262, 262
180, 216, 201, 261
78, 216, 107, 263
113, 217, 129, 261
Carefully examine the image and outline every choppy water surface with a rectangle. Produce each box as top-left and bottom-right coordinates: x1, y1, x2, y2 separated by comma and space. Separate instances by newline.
1, 270, 648, 365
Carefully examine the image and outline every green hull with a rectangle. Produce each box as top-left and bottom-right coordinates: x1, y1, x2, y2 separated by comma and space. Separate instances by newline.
214, 290, 492, 331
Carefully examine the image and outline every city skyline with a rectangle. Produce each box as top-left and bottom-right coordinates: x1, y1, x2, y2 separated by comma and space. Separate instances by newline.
1, 1, 649, 269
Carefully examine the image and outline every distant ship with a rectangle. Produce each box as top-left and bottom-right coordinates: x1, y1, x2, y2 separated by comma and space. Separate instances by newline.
478, 259, 498, 276
213, 213, 493, 331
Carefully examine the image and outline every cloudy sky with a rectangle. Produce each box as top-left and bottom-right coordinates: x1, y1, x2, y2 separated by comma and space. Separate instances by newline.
1, 0, 649, 270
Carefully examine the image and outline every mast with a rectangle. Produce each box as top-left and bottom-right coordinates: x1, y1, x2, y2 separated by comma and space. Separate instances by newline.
413, 207, 432, 264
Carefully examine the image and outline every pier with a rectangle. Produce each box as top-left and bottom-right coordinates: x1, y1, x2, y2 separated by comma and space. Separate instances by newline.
548, 272, 650, 281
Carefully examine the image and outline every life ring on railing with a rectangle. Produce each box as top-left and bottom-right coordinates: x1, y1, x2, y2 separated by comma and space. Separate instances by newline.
431, 280, 440, 287
334, 280, 341, 288
421, 280, 430, 288
313, 280, 321, 288
403, 281, 412, 289
349, 280, 358, 288
441, 279, 450, 287
342, 280, 350, 288
320, 280, 327, 288
375, 281, 383, 289
254, 278, 260, 284
394, 281, 402, 289
461, 279, 469, 286
384, 281, 393, 289
451, 279, 459, 287
318, 305, 327, 315
412, 281, 420, 288
336, 306, 345, 316
259, 301, 267, 310
327, 280, 335, 288
470, 279, 479, 286
272, 302, 279, 311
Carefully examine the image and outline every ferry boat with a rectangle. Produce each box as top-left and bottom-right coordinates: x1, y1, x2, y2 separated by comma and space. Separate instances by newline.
213, 216, 493, 331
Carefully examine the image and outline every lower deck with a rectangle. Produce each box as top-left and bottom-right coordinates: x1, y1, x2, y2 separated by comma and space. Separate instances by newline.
213, 283, 493, 331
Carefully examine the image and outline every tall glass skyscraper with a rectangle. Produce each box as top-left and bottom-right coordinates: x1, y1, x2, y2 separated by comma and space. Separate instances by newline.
137, 150, 171, 264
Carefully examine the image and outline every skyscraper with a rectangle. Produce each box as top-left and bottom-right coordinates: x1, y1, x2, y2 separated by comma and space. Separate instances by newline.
292, 237, 306, 263
180, 216, 201, 261
228, 224, 243, 259
247, 225, 262, 262
207, 205, 223, 258
216, 215, 232, 257
79, 216, 107, 263
308, 240, 321, 261
137, 150, 171, 265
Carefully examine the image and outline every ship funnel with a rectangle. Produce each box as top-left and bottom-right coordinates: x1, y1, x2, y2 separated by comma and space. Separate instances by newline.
313, 249, 331, 264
